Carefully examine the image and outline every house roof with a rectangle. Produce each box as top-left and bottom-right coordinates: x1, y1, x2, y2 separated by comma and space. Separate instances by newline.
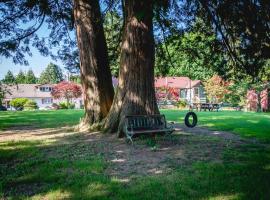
110, 77, 202, 89
155, 77, 202, 89
3, 84, 55, 99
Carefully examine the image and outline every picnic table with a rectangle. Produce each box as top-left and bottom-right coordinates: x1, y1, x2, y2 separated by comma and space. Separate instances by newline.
192, 103, 221, 112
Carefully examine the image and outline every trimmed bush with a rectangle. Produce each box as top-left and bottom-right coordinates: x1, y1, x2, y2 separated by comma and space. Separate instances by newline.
24, 100, 38, 110
59, 102, 68, 109
59, 102, 75, 109
10, 98, 28, 110
177, 99, 187, 109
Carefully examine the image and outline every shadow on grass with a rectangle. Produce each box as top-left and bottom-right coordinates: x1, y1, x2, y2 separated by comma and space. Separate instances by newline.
0, 133, 270, 199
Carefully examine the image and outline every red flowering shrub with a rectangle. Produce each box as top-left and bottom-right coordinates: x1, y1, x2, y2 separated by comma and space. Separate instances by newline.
261, 89, 269, 112
246, 89, 258, 111
155, 86, 179, 101
51, 81, 82, 104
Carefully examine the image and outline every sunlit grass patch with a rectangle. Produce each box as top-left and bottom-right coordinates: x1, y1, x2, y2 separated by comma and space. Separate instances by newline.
162, 109, 270, 141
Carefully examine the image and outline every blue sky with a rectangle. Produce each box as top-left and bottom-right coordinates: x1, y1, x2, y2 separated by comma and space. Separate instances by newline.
0, 23, 67, 80
0, 51, 65, 80
0, 2, 111, 80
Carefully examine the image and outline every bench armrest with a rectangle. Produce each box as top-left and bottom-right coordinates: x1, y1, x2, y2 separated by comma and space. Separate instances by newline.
123, 120, 133, 135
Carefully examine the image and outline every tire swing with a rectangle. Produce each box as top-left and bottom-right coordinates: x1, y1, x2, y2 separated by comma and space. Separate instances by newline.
184, 112, 197, 128
184, 64, 198, 128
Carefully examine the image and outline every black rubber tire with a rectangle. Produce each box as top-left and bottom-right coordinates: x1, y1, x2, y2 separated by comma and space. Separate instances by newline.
184, 112, 198, 128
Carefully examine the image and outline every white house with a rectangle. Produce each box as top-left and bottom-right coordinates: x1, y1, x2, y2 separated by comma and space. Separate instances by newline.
155, 77, 207, 104
3, 84, 83, 110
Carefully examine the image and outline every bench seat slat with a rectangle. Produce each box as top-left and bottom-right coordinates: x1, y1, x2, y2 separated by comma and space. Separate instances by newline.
123, 114, 175, 143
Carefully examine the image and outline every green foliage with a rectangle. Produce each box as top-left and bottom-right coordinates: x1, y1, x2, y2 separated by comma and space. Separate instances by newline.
58, 102, 75, 109
58, 102, 68, 109
25, 69, 37, 83
204, 75, 230, 103
198, 1, 270, 79
155, 18, 227, 81
70, 75, 81, 84
15, 70, 26, 84
225, 81, 250, 107
23, 100, 38, 110
176, 99, 187, 109
0, 82, 5, 105
10, 98, 28, 110
39, 63, 64, 84
2, 70, 16, 84
104, 11, 122, 77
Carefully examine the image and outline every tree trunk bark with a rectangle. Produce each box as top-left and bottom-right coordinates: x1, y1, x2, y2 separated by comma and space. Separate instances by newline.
73, 0, 114, 131
103, 0, 159, 136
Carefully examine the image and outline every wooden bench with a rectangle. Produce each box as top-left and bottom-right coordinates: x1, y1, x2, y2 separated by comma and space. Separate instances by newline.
123, 114, 175, 144
198, 103, 220, 112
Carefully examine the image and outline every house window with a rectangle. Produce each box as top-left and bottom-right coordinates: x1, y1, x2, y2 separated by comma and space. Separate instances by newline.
42, 98, 53, 104
180, 89, 187, 99
6, 101, 10, 108
40, 87, 52, 92
194, 87, 199, 98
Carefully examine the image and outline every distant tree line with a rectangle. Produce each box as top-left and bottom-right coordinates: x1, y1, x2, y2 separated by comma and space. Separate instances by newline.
2, 63, 64, 84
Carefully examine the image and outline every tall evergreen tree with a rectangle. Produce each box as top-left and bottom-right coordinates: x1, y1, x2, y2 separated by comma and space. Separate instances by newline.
39, 63, 64, 84
74, 0, 114, 131
104, 0, 159, 135
16, 70, 26, 84
25, 69, 37, 84
2, 70, 16, 84
0, 0, 114, 129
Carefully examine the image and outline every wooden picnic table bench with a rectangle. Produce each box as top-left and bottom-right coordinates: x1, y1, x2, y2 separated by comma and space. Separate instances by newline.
123, 114, 174, 144
193, 103, 221, 112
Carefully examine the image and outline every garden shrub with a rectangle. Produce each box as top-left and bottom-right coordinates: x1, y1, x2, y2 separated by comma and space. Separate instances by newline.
59, 102, 75, 109
10, 98, 28, 110
24, 100, 38, 110
59, 102, 68, 109
177, 99, 187, 109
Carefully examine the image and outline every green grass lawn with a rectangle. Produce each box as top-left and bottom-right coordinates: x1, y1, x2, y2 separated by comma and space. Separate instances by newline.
0, 139, 270, 200
1, 109, 269, 141
161, 110, 270, 141
0, 109, 84, 130
0, 109, 270, 199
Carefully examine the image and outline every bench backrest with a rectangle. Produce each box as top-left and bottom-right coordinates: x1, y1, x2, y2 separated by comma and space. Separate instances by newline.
125, 114, 167, 131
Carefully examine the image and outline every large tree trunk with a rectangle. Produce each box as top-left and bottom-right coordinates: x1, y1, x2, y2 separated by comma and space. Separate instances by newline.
74, 0, 114, 131
103, 0, 159, 136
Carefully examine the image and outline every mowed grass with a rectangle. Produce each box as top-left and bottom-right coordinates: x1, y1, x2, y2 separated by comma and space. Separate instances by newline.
1, 109, 270, 141
0, 109, 84, 130
1, 131, 270, 199
0, 109, 270, 199
161, 110, 270, 141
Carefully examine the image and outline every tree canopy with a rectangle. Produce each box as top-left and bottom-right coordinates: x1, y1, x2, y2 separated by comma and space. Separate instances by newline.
196, 0, 270, 80
39, 63, 63, 84
25, 69, 38, 84
16, 70, 26, 84
1, 0, 269, 81
155, 18, 227, 81
2, 70, 16, 84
